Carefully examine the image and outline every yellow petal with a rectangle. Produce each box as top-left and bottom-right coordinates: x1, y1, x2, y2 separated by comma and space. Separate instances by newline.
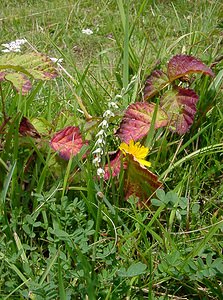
137, 158, 151, 167
119, 140, 151, 167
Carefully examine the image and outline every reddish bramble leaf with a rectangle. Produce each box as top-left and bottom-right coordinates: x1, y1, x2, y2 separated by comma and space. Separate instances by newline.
0, 52, 58, 94
144, 70, 169, 100
117, 102, 168, 143
104, 151, 128, 180
19, 117, 41, 138
160, 87, 199, 134
103, 151, 162, 204
5, 73, 32, 95
168, 54, 214, 82
50, 126, 88, 160
125, 154, 162, 202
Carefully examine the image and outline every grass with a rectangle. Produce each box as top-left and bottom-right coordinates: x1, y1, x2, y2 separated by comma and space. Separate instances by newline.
0, 0, 223, 299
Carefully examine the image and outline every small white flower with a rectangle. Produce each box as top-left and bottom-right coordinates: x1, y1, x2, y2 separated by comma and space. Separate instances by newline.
96, 137, 105, 146
93, 156, 101, 166
99, 120, 109, 129
114, 94, 122, 101
92, 148, 103, 155
2, 49, 11, 53
108, 101, 118, 109
96, 129, 106, 137
1, 39, 26, 53
2, 43, 11, 48
50, 57, 63, 64
97, 168, 105, 178
103, 110, 114, 118
82, 28, 93, 35
14, 39, 27, 45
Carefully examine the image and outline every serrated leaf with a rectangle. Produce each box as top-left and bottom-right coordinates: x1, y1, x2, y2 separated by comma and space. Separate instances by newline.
31, 117, 52, 135
0, 52, 58, 94
104, 151, 128, 180
50, 126, 88, 160
5, 73, 32, 95
125, 154, 163, 201
117, 102, 168, 143
160, 87, 199, 134
168, 54, 214, 82
144, 70, 169, 100
0, 52, 57, 79
19, 117, 41, 138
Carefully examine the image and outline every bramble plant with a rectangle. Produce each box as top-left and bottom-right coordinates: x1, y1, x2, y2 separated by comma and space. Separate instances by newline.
49, 54, 214, 204
0, 52, 214, 204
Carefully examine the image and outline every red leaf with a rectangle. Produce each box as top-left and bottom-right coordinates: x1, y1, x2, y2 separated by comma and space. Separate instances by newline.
160, 87, 199, 134
125, 154, 162, 202
168, 54, 214, 82
144, 70, 169, 100
104, 151, 128, 180
117, 102, 168, 143
50, 126, 88, 160
19, 117, 41, 138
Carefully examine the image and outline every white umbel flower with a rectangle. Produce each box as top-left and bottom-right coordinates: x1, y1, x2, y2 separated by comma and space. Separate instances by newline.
82, 28, 93, 35
1, 39, 26, 53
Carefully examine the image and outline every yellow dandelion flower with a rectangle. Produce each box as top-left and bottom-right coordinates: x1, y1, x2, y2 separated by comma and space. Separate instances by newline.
119, 140, 151, 167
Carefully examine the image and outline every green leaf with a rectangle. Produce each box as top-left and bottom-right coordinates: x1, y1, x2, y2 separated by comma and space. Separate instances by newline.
192, 203, 200, 214
206, 253, 213, 267
151, 199, 163, 206
212, 258, 223, 274
156, 189, 166, 202
118, 262, 147, 277
4, 72, 32, 94
126, 262, 147, 276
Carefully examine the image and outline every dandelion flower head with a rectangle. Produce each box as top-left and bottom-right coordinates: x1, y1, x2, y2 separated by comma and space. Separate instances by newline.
119, 139, 151, 167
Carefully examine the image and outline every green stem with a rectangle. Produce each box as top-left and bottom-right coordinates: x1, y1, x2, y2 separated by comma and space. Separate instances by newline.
0, 82, 7, 121
59, 65, 92, 120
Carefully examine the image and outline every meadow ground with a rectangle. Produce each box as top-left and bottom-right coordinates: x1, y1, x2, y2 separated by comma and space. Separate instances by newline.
0, 0, 223, 299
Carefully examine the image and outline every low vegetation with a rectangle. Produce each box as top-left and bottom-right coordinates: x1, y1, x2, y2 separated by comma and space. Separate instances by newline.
0, 0, 223, 299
